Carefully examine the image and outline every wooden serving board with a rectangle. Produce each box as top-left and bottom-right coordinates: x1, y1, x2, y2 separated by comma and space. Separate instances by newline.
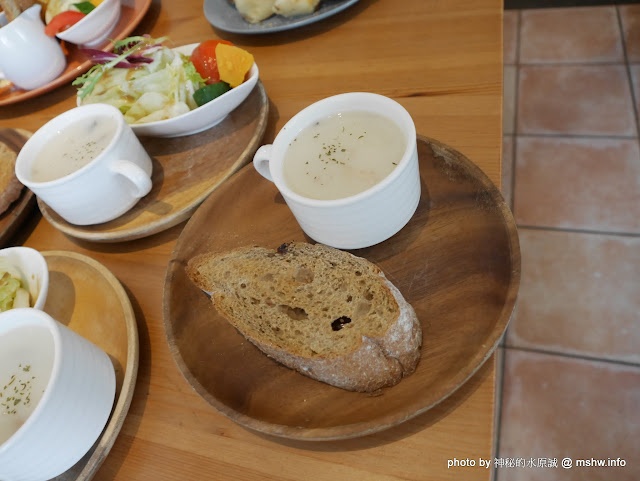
163, 135, 520, 440
42, 251, 138, 481
0, 129, 35, 247
39, 82, 269, 242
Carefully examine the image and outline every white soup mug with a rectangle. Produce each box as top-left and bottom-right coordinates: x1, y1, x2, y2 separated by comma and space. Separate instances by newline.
16, 104, 153, 225
0, 308, 115, 481
0, 5, 66, 90
253, 92, 420, 249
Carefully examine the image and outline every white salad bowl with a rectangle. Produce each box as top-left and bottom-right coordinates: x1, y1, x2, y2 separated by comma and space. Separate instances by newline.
77, 43, 260, 138
55, 0, 122, 47
0, 247, 49, 311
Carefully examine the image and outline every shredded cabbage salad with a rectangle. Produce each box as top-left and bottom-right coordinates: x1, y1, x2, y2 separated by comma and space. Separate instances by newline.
73, 36, 206, 124
0, 259, 31, 312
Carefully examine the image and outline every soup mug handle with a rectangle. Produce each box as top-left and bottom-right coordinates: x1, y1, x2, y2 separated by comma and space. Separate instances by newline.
253, 144, 274, 182
110, 160, 153, 198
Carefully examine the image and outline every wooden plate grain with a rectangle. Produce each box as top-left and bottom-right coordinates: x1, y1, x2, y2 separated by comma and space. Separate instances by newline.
162, 135, 520, 440
0, 129, 35, 246
42, 251, 138, 480
0, 0, 152, 106
38, 82, 268, 242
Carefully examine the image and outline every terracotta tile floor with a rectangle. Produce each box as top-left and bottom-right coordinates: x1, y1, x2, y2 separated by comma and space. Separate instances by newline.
496, 6, 640, 481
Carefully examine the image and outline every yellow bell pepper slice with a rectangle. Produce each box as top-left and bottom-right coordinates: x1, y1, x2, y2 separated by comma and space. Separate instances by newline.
215, 43, 254, 88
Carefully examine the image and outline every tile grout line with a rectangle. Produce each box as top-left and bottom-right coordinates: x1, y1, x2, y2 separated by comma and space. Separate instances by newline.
509, 9, 522, 217
517, 224, 640, 238
493, 347, 508, 481
615, 5, 640, 139
519, 61, 630, 67
496, 10, 523, 481
503, 344, 640, 369
516, 132, 637, 140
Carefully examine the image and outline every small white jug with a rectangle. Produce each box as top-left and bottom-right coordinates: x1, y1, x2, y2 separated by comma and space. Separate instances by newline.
0, 5, 66, 90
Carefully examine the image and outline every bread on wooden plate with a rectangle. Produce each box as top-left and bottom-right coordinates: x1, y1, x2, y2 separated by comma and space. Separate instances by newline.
0, 129, 27, 215
187, 242, 422, 392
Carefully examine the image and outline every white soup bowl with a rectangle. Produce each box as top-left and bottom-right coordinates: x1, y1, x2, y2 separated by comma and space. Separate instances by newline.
0, 308, 115, 481
253, 92, 420, 249
15, 104, 153, 226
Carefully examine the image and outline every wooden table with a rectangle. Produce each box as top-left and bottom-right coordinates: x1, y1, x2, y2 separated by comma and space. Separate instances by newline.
0, 0, 503, 479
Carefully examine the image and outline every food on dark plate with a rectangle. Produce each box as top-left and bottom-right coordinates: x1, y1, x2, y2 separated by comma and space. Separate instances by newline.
230, 0, 320, 24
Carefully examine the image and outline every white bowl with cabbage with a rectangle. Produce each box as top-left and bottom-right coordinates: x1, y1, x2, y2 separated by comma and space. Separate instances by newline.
49, 0, 122, 47
74, 36, 259, 137
0, 247, 49, 311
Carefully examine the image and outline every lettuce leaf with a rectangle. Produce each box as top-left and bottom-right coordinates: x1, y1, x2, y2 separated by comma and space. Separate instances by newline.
76, 36, 207, 124
0, 272, 22, 312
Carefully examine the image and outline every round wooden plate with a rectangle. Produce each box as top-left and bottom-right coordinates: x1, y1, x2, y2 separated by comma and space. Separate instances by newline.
0, 129, 36, 246
41, 251, 138, 481
162, 135, 520, 441
38, 82, 269, 242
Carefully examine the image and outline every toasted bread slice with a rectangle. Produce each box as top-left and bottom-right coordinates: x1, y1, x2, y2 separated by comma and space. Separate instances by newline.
0, 129, 28, 215
187, 242, 422, 392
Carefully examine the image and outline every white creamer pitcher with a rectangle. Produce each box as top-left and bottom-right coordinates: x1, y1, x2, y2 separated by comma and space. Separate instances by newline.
0, 5, 66, 90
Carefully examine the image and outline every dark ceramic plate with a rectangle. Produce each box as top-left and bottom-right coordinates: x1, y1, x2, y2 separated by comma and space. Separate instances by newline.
203, 0, 359, 34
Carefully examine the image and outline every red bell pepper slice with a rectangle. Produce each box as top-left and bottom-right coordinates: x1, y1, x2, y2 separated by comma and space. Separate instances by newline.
190, 40, 233, 85
44, 11, 86, 37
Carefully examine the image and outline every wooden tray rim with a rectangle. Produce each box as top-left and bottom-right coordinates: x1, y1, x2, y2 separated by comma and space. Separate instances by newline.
44, 250, 139, 479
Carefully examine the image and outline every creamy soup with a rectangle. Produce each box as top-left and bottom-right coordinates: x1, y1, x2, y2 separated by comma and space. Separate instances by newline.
282, 111, 406, 200
30, 116, 117, 183
0, 325, 54, 445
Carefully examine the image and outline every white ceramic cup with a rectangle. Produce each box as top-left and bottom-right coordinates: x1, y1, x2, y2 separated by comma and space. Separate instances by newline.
253, 92, 420, 249
0, 308, 116, 481
15, 104, 153, 226
0, 5, 66, 90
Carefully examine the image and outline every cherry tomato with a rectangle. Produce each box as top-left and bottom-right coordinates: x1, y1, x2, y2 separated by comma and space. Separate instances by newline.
190, 40, 233, 85
44, 11, 86, 37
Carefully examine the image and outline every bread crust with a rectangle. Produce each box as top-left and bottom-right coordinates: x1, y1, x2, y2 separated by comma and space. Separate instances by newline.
188, 243, 422, 392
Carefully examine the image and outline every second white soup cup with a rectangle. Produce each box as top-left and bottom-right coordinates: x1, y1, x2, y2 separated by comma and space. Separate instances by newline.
253, 92, 420, 249
0, 308, 116, 481
15, 104, 153, 226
